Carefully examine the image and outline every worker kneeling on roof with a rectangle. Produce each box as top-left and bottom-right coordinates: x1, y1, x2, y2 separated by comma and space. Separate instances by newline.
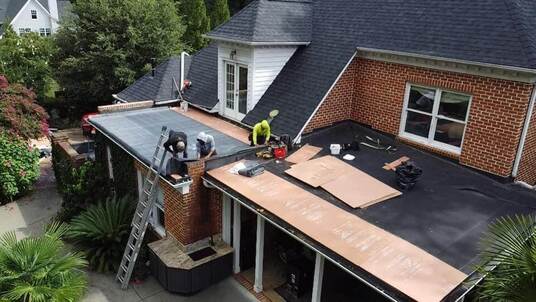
196, 131, 216, 159
249, 120, 270, 146
164, 130, 188, 158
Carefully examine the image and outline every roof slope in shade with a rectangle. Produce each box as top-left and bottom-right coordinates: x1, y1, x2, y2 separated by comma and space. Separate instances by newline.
89, 107, 249, 166
183, 43, 219, 109
116, 56, 184, 104
242, 0, 536, 139
206, 0, 312, 44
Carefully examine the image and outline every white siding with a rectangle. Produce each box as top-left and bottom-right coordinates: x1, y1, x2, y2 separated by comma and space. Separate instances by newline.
250, 46, 297, 110
10, 0, 57, 36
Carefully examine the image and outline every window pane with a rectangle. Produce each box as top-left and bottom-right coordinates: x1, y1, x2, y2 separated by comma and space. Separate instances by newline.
225, 64, 235, 110
238, 66, 247, 114
408, 86, 435, 113
434, 119, 465, 147
439, 92, 470, 121
404, 111, 432, 138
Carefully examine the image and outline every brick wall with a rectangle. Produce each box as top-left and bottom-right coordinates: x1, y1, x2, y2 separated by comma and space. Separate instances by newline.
516, 101, 536, 185
135, 160, 222, 245
305, 57, 535, 178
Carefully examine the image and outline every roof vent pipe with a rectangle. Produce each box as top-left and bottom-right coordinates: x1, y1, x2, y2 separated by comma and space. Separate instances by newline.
151, 57, 156, 77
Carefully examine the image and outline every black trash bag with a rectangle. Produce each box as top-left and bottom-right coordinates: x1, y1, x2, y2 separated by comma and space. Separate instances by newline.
342, 135, 360, 151
395, 161, 422, 190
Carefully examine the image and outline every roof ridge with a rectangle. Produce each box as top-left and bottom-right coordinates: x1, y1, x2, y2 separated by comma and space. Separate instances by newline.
502, 0, 536, 68
208, 0, 258, 39
251, 0, 263, 40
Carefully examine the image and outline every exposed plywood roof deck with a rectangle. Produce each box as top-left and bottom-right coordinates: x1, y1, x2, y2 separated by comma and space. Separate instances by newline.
208, 161, 467, 302
172, 107, 250, 145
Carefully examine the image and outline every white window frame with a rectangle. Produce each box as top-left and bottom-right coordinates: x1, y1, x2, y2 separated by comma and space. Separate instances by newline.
31, 9, 37, 19
399, 83, 472, 154
19, 28, 31, 35
45, 28, 51, 36
137, 170, 165, 237
222, 60, 249, 121
39, 28, 45, 36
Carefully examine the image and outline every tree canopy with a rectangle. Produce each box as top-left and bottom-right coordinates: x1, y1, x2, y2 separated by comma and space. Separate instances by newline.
0, 27, 56, 101
52, 0, 186, 108
181, 0, 211, 51
210, 0, 230, 29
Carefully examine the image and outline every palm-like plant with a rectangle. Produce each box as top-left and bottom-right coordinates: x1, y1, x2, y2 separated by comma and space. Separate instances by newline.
0, 222, 87, 302
67, 196, 135, 273
476, 214, 536, 301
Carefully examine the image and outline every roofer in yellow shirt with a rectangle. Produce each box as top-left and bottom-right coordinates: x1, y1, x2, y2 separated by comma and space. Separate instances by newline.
249, 120, 271, 146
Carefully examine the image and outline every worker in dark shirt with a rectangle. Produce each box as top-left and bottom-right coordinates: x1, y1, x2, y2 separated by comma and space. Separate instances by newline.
163, 130, 188, 158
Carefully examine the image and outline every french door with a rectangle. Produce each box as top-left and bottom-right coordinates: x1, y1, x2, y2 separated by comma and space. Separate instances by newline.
224, 62, 248, 120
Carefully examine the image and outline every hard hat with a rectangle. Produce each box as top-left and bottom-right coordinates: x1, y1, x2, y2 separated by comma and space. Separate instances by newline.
197, 131, 208, 143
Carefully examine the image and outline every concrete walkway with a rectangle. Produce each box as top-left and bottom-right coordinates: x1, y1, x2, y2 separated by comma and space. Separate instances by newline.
0, 158, 258, 302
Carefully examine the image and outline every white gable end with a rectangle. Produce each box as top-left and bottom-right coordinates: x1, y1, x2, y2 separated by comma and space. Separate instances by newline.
10, 0, 57, 36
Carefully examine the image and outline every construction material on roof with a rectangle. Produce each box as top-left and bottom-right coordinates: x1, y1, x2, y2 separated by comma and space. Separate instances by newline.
285, 155, 400, 208
208, 162, 467, 302
383, 156, 410, 171
172, 107, 250, 144
286, 144, 322, 164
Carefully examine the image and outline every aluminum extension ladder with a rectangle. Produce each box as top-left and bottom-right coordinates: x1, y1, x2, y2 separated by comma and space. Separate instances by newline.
116, 126, 169, 289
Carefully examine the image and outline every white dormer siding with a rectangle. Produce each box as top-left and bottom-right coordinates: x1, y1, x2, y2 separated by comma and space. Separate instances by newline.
8, 0, 58, 37
217, 41, 297, 121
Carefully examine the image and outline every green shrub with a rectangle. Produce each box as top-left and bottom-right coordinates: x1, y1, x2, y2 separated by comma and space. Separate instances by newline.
67, 196, 135, 273
52, 147, 111, 222
0, 222, 88, 302
0, 131, 40, 203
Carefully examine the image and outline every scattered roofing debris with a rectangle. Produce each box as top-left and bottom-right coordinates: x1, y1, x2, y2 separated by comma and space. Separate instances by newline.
383, 156, 410, 171
208, 161, 467, 302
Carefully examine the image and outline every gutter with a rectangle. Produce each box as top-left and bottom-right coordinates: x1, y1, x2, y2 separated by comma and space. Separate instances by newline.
201, 176, 400, 302
203, 35, 310, 46
513, 85, 536, 178
112, 94, 128, 104
356, 47, 536, 76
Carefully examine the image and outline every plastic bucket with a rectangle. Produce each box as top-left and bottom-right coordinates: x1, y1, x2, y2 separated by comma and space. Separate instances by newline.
330, 144, 341, 155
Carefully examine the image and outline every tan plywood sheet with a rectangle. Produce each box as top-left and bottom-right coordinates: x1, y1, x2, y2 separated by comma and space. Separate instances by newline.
172, 107, 250, 144
286, 144, 323, 164
321, 172, 401, 208
285, 155, 350, 187
208, 162, 467, 302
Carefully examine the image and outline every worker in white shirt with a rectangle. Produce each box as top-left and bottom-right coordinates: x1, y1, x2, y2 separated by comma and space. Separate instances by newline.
196, 132, 216, 159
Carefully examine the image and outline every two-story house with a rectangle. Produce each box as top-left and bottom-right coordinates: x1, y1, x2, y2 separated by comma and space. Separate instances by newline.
0, 0, 71, 37
85, 0, 536, 301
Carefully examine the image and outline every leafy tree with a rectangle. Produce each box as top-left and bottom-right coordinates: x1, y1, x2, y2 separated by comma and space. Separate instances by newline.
0, 131, 40, 203
0, 222, 88, 302
475, 215, 536, 301
210, 0, 230, 29
181, 0, 211, 50
67, 197, 135, 272
52, 0, 186, 108
0, 77, 49, 140
0, 26, 56, 100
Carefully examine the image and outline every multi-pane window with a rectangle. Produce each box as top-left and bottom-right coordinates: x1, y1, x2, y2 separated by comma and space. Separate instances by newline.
19, 28, 31, 35
45, 28, 51, 36
39, 28, 45, 36
400, 85, 471, 153
31, 10, 37, 19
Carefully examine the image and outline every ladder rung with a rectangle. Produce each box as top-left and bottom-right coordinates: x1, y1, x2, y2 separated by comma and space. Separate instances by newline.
121, 264, 128, 272
136, 211, 144, 218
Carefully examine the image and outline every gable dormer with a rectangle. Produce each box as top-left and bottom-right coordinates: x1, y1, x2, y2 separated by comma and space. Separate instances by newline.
205, 0, 312, 121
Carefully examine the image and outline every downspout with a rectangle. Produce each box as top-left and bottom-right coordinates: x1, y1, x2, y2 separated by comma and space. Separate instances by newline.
512, 85, 536, 178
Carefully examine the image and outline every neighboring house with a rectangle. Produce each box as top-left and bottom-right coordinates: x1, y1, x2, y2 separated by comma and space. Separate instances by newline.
95, 1, 536, 301
0, 0, 71, 37
113, 52, 192, 106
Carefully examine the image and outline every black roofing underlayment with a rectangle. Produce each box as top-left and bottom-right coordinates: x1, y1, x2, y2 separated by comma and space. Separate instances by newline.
205, 121, 536, 301
89, 107, 249, 167
242, 0, 536, 139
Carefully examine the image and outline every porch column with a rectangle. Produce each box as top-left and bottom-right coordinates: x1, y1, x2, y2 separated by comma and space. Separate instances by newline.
222, 196, 232, 245
233, 199, 241, 274
311, 253, 325, 302
254, 215, 265, 293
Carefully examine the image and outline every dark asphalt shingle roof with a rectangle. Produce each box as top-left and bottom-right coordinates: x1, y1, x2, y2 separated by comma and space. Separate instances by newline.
243, 0, 536, 139
89, 107, 249, 167
116, 56, 190, 104
206, 0, 312, 44
182, 43, 219, 109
